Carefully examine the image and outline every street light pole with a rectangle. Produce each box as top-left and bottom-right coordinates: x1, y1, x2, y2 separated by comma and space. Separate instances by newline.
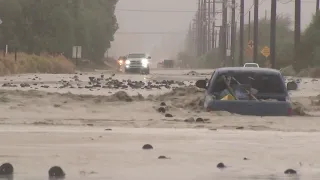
221, 0, 228, 66
231, 0, 236, 66
253, 0, 259, 63
239, 0, 244, 66
294, 0, 301, 68
270, 0, 277, 68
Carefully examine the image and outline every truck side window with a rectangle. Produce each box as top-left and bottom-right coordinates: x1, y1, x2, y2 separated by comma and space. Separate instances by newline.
207, 71, 215, 87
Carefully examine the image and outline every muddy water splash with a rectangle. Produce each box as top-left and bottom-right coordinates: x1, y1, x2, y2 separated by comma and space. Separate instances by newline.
0, 86, 314, 116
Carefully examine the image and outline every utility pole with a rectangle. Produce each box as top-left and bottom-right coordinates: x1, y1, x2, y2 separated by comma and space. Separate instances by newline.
270, 0, 277, 68
253, 0, 259, 63
239, 0, 244, 66
212, 0, 216, 49
317, 0, 319, 12
203, 0, 207, 54
200, 0, 204, 55
192, 19, 197, 57
197, 0, 201, 56
207, 0, 211, 51
231, 0, 236, 66
248, 11, 251, 41
214, 30, 218, 48
221, 0, 227, 66
294, 0, 301, 67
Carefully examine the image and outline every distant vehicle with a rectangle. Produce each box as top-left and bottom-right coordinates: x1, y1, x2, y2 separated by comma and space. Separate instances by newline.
195, 67, 295, 116
163, 59, 174, 68
243, 63, 259, 68
124, 53, 151, 74
117, 56, 126, 72
157, 61, 164, 68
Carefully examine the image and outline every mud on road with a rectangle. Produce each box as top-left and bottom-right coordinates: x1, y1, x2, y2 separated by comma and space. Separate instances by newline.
0, 70, 319, 132
0, 70, 320, 180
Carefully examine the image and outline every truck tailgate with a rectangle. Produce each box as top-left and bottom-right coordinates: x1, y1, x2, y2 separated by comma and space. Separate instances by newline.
207, 100, 292, 116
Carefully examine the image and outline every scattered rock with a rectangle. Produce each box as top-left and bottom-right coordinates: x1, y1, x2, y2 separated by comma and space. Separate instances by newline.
157, 107, 166, 113
53, 104, 61, 108
216, 162, 226, 169
184, 117, 195, 123
236, 126, 244, 130
284, 169, 297, 175
186, 71, 199, 76
209, 128, 217, 131
48, 166, 65, 178
142, 144, 153, 150
41, 85, 49, 88
158, 155, 169, 159
160, 102, 166, 106
287, 81, 298, 90
195, 117, 204, 123
243, 157, 249, 160
0, 163, 13, 175
20, 83, 30, 88
2, 83, 16, 87
104, 128, 112, 131
165, 113, 173, 117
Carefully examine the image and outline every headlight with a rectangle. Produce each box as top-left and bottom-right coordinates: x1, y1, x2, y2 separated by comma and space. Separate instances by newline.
141, 59, 149, 64
125, 60, 130, 64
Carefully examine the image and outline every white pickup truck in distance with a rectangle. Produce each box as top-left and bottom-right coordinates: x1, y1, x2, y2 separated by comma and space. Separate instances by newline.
124, 53, 151, 74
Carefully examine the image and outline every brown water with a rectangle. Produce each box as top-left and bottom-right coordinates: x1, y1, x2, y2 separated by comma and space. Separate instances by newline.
0, 126, 319, 180
0, 69, 319, 179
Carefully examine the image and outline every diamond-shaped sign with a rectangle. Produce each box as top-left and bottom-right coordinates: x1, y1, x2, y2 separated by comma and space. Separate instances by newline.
261, 46, 270, 57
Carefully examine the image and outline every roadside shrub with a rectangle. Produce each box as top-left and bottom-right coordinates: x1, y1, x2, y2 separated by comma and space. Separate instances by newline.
310, 68, 320, 78
0, 52, 75, 75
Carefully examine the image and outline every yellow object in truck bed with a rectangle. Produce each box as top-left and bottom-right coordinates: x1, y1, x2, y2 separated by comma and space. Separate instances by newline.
221, 94, 235, 100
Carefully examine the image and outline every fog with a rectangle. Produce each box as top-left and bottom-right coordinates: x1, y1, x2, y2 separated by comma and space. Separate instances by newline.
109, 0, 317, 62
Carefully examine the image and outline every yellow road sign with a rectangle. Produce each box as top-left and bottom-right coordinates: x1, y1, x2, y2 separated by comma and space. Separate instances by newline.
248, 40, 254, 49
261, 46, 270, 57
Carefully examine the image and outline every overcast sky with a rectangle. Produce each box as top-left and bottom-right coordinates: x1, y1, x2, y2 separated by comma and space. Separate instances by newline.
109, 0, 317, 61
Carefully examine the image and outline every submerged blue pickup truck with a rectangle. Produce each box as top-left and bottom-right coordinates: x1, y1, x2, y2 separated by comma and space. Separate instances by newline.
195, 67, 296, 116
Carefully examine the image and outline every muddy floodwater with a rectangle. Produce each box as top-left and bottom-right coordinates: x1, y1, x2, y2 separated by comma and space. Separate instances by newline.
1, 126, 320, 180
0, 69, 319, 180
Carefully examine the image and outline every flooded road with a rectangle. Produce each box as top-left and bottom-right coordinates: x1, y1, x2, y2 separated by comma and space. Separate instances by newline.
0, 69, 319, 179
0, 126, 319, 180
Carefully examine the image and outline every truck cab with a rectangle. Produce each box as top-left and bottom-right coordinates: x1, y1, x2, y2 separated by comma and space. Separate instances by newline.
195, 67, 296, 116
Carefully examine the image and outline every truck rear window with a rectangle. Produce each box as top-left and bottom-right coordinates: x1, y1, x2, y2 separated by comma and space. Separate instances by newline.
211, 72, 285, 94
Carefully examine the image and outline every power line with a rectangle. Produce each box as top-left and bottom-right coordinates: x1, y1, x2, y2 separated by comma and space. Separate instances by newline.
116, 32, 187, 35
116, 9, 196, 12
279, 0, 315, 3
116, 0, 315, 14
236, 0, 265, 22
